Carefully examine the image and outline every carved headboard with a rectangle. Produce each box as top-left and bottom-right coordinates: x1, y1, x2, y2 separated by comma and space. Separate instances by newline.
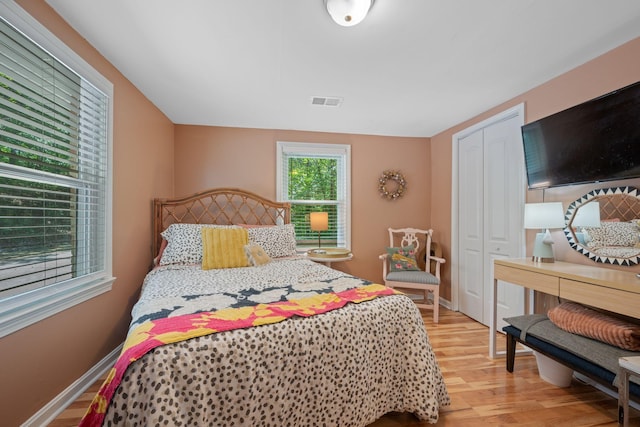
152, 188, 291, 258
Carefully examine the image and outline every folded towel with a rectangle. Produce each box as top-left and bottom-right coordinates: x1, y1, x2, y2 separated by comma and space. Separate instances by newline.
548, 301, 640, 351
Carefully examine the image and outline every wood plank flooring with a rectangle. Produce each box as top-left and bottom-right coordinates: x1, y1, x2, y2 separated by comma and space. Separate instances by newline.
50, 307, 638, 426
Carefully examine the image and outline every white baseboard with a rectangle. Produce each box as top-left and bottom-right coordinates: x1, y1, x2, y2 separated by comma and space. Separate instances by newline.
22, 344, 122, 427
404, 292, 453, 310
438, 297, 453, 310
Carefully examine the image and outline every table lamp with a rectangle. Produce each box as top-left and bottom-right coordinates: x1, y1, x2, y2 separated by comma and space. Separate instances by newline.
524, 202, 565, 263
310, 212, 329, 251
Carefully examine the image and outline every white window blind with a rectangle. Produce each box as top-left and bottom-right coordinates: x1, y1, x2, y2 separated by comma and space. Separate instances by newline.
0, 4, 113, 337
276, 142, 351, 249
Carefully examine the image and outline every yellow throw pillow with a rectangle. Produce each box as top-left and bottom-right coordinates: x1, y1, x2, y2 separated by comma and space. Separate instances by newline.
201, 227, 249, 269
244, 243, 272, 266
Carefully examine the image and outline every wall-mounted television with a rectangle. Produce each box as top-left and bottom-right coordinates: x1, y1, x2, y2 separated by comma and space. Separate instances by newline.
521, 81, 640, 189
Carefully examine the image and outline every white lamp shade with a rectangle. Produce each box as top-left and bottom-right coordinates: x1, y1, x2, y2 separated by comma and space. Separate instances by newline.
325, 0, 373, 26
524, 202, 565, 230
310, 212, 329, 231
572, 201, 601, 227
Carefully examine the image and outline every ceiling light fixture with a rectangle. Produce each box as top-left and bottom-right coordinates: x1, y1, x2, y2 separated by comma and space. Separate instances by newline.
324, 0, 374, 27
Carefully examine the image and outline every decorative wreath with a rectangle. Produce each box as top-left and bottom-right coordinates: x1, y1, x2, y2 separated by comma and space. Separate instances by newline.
378, 170, 406, 200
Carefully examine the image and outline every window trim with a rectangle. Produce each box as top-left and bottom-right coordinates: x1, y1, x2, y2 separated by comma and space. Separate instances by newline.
276, 141, 351, 250
0, 2, 114, 338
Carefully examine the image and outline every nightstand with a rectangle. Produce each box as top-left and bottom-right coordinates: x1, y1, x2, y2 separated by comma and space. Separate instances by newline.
305, 249, 353, 267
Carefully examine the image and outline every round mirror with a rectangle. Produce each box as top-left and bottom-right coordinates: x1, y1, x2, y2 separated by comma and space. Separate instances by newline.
564, 186, 640, 266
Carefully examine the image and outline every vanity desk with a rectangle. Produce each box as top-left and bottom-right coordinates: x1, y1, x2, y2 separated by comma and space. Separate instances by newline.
490, 258, 640, 358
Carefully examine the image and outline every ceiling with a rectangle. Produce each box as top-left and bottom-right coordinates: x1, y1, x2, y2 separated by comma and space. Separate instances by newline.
45, 0, 640, 137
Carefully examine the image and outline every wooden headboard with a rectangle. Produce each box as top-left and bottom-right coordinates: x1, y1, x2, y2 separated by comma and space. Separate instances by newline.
598, 193, 640, 222
152, 188, 291, 258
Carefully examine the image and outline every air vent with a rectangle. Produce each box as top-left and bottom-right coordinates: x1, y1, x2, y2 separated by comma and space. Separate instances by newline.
311, 96, 343, 107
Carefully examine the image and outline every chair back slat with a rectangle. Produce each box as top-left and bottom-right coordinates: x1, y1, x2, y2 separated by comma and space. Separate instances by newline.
388, 227, 433, 273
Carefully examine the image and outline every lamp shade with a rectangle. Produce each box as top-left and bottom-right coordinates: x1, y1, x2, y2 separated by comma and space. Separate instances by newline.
310, 212, 329, 231
524, 202, 565, 230
572, 201, 601, 227
325, 0, 373, 26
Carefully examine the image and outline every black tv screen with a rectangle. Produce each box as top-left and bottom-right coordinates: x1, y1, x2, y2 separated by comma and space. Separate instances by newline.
521, 81, 640, 189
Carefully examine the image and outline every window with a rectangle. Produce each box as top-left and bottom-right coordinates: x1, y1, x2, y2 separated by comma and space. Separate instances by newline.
276, 141, 351, 249
0, 3, 114, 338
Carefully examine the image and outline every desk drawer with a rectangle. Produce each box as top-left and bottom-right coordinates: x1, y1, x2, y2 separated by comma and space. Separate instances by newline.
560, 278, 640, 319
494, 264, 559, 295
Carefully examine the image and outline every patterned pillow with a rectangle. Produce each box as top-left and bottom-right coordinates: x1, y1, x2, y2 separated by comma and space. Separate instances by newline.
605, 221, 639, 246
585, 222, 639, 248
244, 243, 272, 266
201, 227, 249, 270
247, 224, 297, 258
159, 223, 238, 265
386, 245, 420, 272
584, 225, 606, 248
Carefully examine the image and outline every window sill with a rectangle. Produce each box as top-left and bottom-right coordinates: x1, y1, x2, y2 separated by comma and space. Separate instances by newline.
0, 276, 115, 338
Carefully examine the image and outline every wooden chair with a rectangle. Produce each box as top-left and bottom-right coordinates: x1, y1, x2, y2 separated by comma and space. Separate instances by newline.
379, 228, 446, 323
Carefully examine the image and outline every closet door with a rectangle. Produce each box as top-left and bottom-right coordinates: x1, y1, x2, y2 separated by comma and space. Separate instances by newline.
482, 116, 525, 327
458, 129, 484, 323
457, 113, 524, 326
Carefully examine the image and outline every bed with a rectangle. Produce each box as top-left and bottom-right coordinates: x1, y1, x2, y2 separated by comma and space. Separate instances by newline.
80, 188, 450, 426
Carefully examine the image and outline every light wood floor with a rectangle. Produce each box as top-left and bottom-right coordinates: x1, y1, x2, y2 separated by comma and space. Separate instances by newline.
50, 307, 638, 426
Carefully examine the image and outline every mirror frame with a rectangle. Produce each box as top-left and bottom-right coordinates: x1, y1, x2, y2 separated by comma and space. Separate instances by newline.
564, 186, 640, 266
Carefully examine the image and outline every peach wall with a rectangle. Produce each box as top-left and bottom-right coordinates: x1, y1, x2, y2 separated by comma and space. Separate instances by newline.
1, 2, 175, 425
174, 126, 431, 283
431, 36, 640, 302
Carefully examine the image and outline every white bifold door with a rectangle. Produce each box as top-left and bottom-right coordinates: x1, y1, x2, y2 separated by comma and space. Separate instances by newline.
457, 109, 525, 329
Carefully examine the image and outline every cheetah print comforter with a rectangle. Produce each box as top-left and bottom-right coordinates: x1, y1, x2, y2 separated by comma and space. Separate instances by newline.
89, 258, 450, 426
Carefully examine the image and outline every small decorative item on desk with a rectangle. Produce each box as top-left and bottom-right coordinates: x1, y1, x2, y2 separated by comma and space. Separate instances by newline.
306, 248, 353, 266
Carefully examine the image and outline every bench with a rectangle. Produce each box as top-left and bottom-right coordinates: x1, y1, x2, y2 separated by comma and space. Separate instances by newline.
503, 314, 640, 400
